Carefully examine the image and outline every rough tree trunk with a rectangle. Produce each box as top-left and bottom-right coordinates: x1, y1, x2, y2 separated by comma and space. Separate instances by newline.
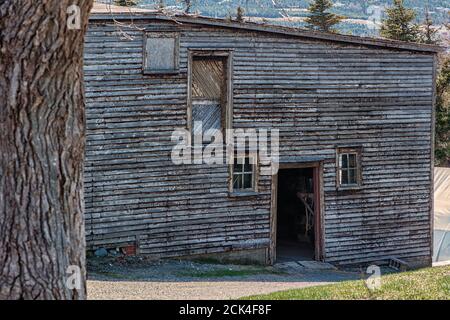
0, 0, 94, 299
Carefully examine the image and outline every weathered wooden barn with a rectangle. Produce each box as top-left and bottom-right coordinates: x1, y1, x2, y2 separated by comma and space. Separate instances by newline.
84, 4, 441, 267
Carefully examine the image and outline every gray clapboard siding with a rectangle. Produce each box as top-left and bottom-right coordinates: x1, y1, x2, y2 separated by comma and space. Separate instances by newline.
84, 18, 436, 266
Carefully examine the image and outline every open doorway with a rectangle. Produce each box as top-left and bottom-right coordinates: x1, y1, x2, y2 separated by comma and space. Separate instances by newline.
275, 165, 322, 263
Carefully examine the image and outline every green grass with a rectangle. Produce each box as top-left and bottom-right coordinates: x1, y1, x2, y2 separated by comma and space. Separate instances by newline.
177, 267, 284, 278
242, 265, 450, 300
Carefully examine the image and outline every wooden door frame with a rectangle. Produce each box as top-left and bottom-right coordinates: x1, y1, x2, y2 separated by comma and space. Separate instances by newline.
268, 161, 324, 265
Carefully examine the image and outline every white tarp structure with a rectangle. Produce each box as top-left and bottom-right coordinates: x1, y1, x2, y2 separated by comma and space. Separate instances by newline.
433, 167, 450, 262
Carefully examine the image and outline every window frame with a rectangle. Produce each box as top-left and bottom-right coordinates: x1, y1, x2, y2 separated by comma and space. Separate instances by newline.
187, 50, 233, 137
143, 32, 180, 75
229, 152, 258, 196
336, 147, 362, 190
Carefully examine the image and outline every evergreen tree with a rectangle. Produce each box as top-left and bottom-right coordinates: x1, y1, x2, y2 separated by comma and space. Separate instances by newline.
419, 8, 440, 45
436, 56, 450, 166
305, 0, 344, 33
236, 6, 245, 23
114, 0, 139, 6
380, 0, 420, 42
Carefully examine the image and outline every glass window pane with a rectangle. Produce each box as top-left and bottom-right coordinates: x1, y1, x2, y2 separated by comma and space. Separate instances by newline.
233, 174, 242, 189
341, 169, 349, 185
233, 155, 256, 191
234, 162, 243, 173
341, 154, 348, 169
243, 174, 252, 189
349, 154, 357, 168
244, 161, 252, 173
349, 168, 357, 184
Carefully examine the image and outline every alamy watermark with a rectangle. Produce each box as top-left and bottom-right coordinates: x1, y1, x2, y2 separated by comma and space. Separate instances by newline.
365, 265, 382, 291
66, 265, 82, 291
67, 4, 81, 30
171, 123, 280, 175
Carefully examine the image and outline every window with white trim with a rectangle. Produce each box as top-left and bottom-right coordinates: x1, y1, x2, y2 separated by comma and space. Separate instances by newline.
232, 154, 257, 193
337, 148, 361, 188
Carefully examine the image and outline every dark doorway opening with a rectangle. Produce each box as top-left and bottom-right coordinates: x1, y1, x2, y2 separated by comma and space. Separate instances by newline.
276, 167, 317, 262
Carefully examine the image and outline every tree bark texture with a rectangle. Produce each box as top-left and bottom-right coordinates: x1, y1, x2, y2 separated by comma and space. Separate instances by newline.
0, 0, 94, 299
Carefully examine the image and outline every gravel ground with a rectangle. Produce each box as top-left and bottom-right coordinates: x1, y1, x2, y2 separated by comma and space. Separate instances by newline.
87, 256, 361, 300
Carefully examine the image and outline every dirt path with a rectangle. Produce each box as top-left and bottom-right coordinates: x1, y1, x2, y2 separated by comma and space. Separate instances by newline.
87, 257, 360, 300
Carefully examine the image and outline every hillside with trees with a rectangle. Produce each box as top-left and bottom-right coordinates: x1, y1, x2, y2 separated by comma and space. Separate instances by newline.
131, 0, 449, 37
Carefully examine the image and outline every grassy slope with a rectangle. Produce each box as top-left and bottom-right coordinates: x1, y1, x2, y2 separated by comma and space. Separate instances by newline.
243, 265, 450, 300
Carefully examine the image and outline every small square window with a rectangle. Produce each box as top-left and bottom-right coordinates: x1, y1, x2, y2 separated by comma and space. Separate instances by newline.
232, 154, 257, 193
143, 33, 179, 74
337, 148, 361, 189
